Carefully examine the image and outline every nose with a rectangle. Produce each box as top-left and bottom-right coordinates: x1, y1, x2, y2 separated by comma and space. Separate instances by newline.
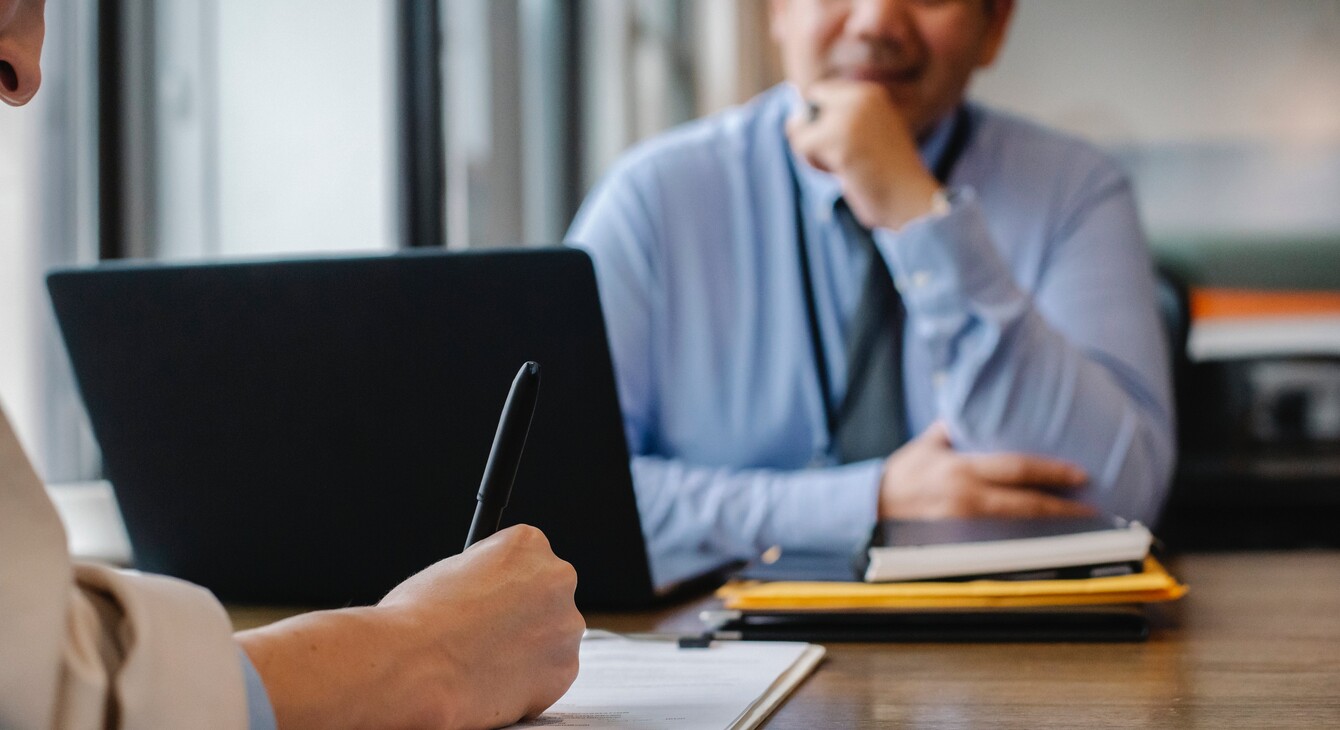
847, 0, 916, 42
0, 47, 41, 106
0, 4, 45, 108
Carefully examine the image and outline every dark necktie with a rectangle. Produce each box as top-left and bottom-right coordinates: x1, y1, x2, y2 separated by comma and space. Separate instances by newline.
831, 202, 907, 463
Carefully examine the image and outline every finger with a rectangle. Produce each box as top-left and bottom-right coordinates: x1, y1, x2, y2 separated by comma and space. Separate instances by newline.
786, 106, 836, 147
973, 483, 1099, 518
784, 113, 815, 148
965, 451, 1088, 488
804, 99, 821, 123
802, 79, 857, 106
785, 121, 835, 174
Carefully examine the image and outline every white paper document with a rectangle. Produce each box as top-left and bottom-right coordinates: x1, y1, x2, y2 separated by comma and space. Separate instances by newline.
513, 636, 824, 730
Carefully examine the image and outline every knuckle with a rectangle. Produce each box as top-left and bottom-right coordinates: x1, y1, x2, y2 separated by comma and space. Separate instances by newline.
553, 656, 581, 699
946, 460, 973, 485
1038, 495, 1071, 516
947, 488, 977, 516
1045, 501, 1071, 517
563, 655, 581, 687
493, 525, 524, 547
513, 523, 543, 541
515, 524, 555, 552
568, 609, 587, 637
1066, 500, 1094, 516
1000, 457, 1029, 482
558, 559, 580, 592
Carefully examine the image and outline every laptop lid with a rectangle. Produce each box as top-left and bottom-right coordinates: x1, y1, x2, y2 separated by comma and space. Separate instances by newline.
48, 248, 669, 609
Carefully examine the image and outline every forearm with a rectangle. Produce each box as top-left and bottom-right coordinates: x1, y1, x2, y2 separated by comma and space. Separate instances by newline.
236, 607, 451, 730
882, 191, 1174, 521
237, 528, 582, 730
631, 455, 883, 581
947, 306, 1172, 522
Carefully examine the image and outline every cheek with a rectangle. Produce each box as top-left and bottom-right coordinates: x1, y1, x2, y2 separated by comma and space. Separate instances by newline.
802, 4, 848, 60
920, 17, 992, 74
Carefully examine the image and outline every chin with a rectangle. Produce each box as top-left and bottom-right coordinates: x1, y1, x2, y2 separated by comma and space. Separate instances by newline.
883, 90, 931, 125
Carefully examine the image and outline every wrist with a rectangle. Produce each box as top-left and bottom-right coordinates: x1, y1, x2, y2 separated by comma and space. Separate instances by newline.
876, 456, 902, 520
876, 174, 943, 230
358, 604, 474, 730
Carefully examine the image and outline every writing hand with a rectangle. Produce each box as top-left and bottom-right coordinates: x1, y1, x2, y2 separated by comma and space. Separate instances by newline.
239, 524, 583, 730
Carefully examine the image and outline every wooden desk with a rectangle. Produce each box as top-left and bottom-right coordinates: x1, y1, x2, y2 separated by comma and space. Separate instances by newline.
231, 552, 1340, 728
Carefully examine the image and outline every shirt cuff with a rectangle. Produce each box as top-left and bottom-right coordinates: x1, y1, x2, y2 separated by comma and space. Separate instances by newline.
762, 458, 885, 554
238, 647, 278, 730
876, 187, 1023, 320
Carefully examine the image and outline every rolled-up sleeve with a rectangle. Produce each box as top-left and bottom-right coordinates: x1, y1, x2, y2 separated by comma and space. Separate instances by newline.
879, 183, 1175, 525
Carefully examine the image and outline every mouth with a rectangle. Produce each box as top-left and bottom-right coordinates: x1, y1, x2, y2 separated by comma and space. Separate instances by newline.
842, 66, 922, 87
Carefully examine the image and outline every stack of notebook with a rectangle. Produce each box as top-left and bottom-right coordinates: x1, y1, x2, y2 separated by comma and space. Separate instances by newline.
713, 516, 1187, 642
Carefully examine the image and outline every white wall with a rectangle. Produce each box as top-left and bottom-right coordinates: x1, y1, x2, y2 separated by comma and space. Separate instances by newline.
974, 0, 1340, 145
0, 101, 41, 460
972, 0, 1340, 238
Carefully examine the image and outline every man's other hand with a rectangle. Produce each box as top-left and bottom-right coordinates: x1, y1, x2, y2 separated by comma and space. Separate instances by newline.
785, 79, 942, 231
878, 421, 1097, 520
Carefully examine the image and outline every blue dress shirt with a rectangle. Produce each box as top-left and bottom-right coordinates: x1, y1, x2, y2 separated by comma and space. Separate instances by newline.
568, 84, 1174, 586
239, 648, 278, 730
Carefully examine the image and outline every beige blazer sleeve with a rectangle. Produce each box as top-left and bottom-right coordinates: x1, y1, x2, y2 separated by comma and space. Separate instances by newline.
1, 404, 248, 729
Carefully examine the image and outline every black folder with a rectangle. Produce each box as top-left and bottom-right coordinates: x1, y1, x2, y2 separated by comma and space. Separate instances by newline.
715, 605, 1150, 643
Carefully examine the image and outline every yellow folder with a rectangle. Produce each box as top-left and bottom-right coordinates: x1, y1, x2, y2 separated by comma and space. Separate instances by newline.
718, 557, 1188, 611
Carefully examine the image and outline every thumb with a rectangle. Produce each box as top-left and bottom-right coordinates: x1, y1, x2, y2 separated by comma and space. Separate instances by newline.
918, 420, 953, 447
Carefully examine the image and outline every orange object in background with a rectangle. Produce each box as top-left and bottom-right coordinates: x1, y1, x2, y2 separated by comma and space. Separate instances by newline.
1191, 288, 1340, 321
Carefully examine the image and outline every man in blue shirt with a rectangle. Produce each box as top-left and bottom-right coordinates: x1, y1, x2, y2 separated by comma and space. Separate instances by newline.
569, 0, 1174, 585
1, 2, 582, 728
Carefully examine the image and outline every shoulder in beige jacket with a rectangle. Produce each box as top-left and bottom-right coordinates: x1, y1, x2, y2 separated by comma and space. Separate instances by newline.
1, 404, 247, 729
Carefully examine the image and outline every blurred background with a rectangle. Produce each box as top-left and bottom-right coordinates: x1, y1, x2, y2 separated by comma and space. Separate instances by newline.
2, 1, 1339, 545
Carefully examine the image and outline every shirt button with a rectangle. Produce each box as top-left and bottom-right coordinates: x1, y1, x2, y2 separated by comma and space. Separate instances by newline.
911, 271, 932, 289
933, 370, 949, 387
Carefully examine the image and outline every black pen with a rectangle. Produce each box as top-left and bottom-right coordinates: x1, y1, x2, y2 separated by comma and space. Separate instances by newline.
464, 361, 541, 549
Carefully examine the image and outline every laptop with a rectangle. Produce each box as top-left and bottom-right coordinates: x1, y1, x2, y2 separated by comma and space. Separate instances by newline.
48, 248, 725, 609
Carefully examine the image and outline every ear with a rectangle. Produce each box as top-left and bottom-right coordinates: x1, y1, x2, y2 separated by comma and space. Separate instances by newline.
974, 0, 1015, 69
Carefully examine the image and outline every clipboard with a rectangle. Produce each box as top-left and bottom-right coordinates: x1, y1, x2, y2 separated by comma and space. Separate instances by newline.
515, 634, 826, 729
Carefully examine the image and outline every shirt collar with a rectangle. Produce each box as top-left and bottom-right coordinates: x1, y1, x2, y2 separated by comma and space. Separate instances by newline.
782, 83, 961, 220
